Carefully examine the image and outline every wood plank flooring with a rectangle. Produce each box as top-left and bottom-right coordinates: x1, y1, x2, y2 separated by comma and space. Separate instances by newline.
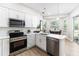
65, 39, 79, 56
16, 47, 48, 56
16, 39, 79, 56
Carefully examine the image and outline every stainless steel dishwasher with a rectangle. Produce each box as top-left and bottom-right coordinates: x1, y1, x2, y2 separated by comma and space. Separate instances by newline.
46, 37, 59, 56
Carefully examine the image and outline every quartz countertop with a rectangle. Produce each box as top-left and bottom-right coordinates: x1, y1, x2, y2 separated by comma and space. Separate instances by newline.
0, 36, 9, 40
47, 34, 67, 40
25, 33, 36, 35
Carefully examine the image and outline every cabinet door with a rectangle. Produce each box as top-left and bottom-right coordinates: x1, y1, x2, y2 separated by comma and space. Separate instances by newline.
9, 9, 25, 20
27, 34, 35, 49
3, 39, 9, 56
30, 34, 35, 46
9, 9, 19, 19
41, 35, 46, 51
0, 7, 8, 27
0, 40, 3, 56
18, 12, 25, 20
36, 34, 41, 48
25, 14, 33, 27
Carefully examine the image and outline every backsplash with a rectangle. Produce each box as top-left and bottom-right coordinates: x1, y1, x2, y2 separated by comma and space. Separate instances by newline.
0, 27, 36, 36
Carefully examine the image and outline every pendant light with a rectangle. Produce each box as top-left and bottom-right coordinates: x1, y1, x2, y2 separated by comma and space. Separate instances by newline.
57, 3, 60, 20
40, 8, 47, 31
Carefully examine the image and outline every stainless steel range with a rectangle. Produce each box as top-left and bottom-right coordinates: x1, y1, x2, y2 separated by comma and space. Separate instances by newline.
9, 30, 27, 54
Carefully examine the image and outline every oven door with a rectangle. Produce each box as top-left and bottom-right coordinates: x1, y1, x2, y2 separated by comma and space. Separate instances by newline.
10, 39, 27, 53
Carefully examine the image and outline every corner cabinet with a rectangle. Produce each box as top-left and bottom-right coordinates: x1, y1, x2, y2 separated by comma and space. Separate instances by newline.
41, 34, 46, 51
36, 33, 41, 48
36, 34, 46, 51
0, 7, 9, 27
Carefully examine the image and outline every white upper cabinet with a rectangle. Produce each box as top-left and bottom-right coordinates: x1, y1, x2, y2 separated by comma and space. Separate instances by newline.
0, 7, 9, 27
25, 14, 40, 28
17, 12, 25, 20
9, 9, 18, 19
9, 9, 25, 20
32, 16, 41, 28
25, 14, 33, 27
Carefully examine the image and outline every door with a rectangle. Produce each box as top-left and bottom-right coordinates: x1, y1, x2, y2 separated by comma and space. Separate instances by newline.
0, 40, 3, 56
0, 7, 8, 27
10, 39, 27, 53
3, 39, 9, 56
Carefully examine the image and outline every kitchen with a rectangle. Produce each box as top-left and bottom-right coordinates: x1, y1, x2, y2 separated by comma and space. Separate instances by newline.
0, 3, 79, 56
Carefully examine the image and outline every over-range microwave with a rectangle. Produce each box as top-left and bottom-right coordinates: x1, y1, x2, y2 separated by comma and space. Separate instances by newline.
9, 18, 25, 27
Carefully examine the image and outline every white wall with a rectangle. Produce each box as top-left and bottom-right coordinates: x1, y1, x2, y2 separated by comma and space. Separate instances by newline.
0, 3, 42, 36
70, 4, 79, 17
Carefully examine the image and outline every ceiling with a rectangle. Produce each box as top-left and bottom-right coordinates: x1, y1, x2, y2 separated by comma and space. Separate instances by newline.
23, 3, 79, 16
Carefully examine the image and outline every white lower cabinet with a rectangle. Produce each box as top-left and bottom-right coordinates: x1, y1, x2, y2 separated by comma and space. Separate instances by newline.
36, 34, 46, 51
36, 34, 41, 48
41, 35, 46, 51
3, 39, 9, 56
0, 39, 9, 56
27, 34, 35, 49
0, 40, 3, 56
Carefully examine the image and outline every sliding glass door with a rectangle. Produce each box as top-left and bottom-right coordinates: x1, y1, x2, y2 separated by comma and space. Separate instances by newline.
73, 16, 79, 43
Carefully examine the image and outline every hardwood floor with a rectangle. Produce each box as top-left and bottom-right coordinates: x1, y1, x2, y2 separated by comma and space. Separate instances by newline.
65, 39, 79, 56
16, 47, 48, 56
15, 39, 79, 56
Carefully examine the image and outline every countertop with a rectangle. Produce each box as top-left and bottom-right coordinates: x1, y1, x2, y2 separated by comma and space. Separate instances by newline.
25, 33, 36, 35
0, 36, 9, 40
26, 33, 67, 40
47, 34, 67, 40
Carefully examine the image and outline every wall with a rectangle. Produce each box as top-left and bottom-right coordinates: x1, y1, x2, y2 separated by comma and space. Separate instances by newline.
0, 3, 42, 36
